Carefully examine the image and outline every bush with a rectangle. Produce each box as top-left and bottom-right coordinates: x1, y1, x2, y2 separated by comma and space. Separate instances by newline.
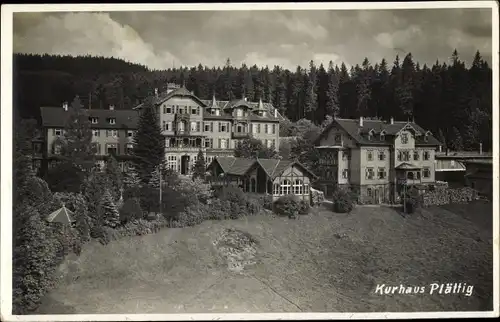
404, 187, 421, 214
119, 197, 144, 223
298, 199, 311, 215
174, 203, 210, 227
206, 199, 233, 220
332, 188, 356, 213
273, 194, 302, 218
12, 206, 65, 314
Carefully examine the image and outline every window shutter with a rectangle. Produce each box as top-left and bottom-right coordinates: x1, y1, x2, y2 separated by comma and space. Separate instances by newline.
197, 122, 200, 132
210, 122, 213, 132
218, 138, 221, 148
52, 128, 56, 136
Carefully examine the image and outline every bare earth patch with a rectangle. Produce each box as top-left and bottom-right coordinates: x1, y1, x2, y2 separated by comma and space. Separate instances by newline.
36, 201, 493, 314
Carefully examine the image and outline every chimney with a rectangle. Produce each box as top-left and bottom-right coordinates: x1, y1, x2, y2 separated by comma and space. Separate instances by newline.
244, 97, 247, 102
479, 142, 483, 155
439, 145, 442, 153
359, 116, 363, 127
446, 148, 449, 156
109, 105, 115, 111
390, 117, 394, 125
62, 102, 68, 111
274, 108, 278, 118
154, 88, 158, 97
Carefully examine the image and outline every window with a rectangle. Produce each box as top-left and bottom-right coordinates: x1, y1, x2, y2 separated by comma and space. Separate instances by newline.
107, 130, 118, 137
178, 121, 186, 132
257, 124, 261, 133
204, 123, 210, 132
365, 167, 375, 180
378, 151, 385, 161
127, 130, 134, 137
90, 117, 98, 124
54, 129, 62, 136
424, 134, 429, 142
367, 150, 373, 161
334, 134, 342, 144
280, 179, 291, 195
167, 155, 177, 170
367, 188, 373, 197
191, 107, 198, 115
190, 122, 197, 132
368, 133, 373, 141
108, 118, 116, 125
342, 151, 350, 160
237, 124, 243, 133
423, 167, 430, 178
378, 167, 386, 179
252, 124, 258, 133
236, 108, 243, 117
401, 133, 408, 144
293, 179, 303, 195
272, 124, 276, 134
397, 151, 402, 161
407, 172, 414, 180
126, 144, 134, 154
273, 183, 280, 196
220, 122, 227, 132
93, 129, 100, 137
205, 138, 213, 148
450, 160, 455, 168
413, 150, 420, 161
380, 133, 385, 141
416, 171, 421, 179
342, 169, 349, 179
106, 143, 117, 155
400, 151, 410, 161
220, 139, 228, 149
164, 106, 172, 114
423, 151, 430, 161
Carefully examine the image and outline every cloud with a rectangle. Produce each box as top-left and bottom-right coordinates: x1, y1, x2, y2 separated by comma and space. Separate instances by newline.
13, 8, 493, 70
14, 12, 179, 70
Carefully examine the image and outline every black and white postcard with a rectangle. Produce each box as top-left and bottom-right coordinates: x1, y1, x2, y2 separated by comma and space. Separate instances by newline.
1, 2, 498, 321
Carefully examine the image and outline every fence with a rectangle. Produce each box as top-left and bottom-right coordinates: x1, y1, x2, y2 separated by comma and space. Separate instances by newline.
421, 187, 478, 207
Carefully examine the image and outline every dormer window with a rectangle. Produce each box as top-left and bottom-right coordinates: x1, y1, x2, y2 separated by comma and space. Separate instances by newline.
108, 118, 116, 125
90, 117, 98, 124
380, 130, 386, 141
424, 131, 431, 142
215, 109, 220, 116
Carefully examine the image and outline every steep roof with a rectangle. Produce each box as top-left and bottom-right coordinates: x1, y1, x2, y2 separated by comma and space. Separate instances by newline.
200, 99, 281, 122
40, 106, 139, 129
211, 157, 255, 176
316, 118, 442, 147
248, 158, 318, 179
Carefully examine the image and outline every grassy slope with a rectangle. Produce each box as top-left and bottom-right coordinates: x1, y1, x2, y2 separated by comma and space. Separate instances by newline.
37, 201, 493, 314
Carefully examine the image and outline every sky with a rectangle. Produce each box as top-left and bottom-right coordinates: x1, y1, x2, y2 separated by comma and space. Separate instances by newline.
13, 7, 493, 71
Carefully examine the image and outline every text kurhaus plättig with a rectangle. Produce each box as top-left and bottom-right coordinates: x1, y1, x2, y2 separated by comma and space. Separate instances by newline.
374, 283, 474, 296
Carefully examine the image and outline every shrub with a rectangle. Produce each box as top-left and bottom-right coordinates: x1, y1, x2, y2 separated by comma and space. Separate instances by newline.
174, 203, 211, 227
12, 206, 65, 314
119, 197, 144, 223
332, 188, 356, 213
404, 187, 421, 214
273, 194, 302, 218
298, 199, 311, 215
206, 199, 233, 220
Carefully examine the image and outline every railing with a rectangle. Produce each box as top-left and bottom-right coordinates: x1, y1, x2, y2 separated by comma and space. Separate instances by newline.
232, 132, 251, 139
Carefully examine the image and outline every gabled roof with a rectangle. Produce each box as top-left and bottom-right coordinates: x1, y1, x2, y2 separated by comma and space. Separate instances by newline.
315, 117, 442, 147
245, 158, 318, 179
46, 205, 75, 224
135, 86, 208, 109
40, 106, 139, 129
209, 157, 255, 176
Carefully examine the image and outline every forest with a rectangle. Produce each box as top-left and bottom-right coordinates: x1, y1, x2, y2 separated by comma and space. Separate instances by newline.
13, 50, 493, 151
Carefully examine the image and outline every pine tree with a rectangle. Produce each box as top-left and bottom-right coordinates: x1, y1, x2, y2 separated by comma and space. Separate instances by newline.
104, 154, 123, 201
100, 189, 120, 228
132, 96, 165, 185
59, 96, 95, 172
192, 149, 207, 181
123, 166, 141, 188
325, 61, 340, 117
148, 165, 162, 189
304, 60, 318, 120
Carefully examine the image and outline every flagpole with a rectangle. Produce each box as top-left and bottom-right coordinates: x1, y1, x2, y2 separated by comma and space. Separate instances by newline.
159, 166, 162, 215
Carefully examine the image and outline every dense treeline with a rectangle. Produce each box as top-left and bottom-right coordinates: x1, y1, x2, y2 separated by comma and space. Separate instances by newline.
13, 50, 492, 151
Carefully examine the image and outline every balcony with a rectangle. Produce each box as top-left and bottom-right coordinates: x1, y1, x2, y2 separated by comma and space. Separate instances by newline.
232, 132, 251, 139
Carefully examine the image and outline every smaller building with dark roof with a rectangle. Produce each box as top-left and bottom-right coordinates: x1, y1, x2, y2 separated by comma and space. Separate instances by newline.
206, 156, 317, 201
